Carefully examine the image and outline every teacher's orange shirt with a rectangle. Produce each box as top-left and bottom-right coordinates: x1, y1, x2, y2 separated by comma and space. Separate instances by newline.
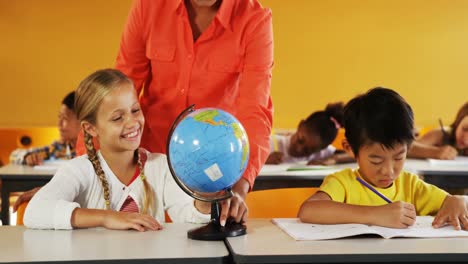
77, 0, 274, 189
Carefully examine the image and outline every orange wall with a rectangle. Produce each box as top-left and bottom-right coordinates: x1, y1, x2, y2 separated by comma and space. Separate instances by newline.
0, 0, 133, 126
1, 0, 467, 129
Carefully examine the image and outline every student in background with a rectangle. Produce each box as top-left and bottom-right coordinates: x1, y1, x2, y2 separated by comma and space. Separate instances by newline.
24, 69, 213, 230
298, 87, 468, 230
9, 91, 80, 166
408, 101, 468, 159
266, 102, 351, 164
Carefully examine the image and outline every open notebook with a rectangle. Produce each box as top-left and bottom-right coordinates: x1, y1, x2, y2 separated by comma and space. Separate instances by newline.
273, 216, 468, 240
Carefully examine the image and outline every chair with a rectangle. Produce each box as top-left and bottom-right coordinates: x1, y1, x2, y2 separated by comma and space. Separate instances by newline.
15, 201, 29, 225
246, 188, 318, 218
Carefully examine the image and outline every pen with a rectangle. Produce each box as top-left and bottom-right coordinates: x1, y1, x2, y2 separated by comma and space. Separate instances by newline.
439, 118, 449, 145
356, 176, 392, 203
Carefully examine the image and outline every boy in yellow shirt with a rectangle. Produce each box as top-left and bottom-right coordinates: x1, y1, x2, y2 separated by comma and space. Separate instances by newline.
298, 87, 468, 230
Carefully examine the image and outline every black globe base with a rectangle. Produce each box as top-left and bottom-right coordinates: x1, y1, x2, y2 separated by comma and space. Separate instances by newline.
187, 201, 246, 240
188, 220, 246, 241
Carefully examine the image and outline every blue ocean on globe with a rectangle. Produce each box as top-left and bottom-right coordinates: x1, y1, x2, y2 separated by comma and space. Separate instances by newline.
168, 108, 249, 193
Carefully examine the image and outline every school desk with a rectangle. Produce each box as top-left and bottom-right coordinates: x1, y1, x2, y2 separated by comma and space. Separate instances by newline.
2, 159, 467, 225
253, 163, 348, 191
405, 158, 468, 190
0, 224, 228, 264
0, 164, 54, 225
254, 159, 468, 191
226, 219, 468, 264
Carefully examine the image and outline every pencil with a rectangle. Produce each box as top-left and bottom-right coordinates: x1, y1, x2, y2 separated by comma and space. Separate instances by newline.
439, 118, 449, 145
356, 176, 392, 203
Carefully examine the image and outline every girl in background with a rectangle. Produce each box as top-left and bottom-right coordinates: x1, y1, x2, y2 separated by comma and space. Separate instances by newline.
24, 69, 211, 230
266, 102, 352, 165
409, 102, 468, 159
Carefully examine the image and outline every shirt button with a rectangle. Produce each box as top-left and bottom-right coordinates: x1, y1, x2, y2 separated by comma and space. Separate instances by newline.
181, 89, 185, 93
187, 54, 193, 60
122, 187, 125, 190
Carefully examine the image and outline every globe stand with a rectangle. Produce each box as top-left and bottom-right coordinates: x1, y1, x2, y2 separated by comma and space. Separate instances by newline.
187, 201, 246, 241
166, 104, 248, 241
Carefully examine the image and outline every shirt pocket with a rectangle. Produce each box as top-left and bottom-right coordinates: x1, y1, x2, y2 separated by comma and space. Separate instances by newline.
146, 45, 176, 62
206, 54, 243, 73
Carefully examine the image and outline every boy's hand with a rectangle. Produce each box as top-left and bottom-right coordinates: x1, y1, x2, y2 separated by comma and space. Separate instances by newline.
375, 201, 416, 228
432, 195, 468, 230
24, 153, 44, 166
265, 152, 284, 164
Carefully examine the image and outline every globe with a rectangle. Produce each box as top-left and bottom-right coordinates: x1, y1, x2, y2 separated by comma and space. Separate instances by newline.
166, 105, 250, 240
168, 107, 249, 194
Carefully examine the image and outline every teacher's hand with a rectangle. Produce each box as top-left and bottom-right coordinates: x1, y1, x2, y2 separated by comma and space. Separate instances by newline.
219, 178, 249, 226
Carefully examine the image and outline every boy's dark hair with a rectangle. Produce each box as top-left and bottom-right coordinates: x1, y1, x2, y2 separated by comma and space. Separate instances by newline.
62, 91, 75, 112
303, 102, 344, 149
344, 87, 414, 155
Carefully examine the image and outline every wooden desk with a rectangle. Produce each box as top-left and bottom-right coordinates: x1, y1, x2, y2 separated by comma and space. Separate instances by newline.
0, 164, 54, 225
254, 159, 468, 191
0, 224, 229, 264
226, 219, 468, 264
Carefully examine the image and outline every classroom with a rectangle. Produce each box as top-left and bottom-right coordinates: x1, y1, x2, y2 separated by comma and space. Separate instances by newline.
1, 0, 468, 263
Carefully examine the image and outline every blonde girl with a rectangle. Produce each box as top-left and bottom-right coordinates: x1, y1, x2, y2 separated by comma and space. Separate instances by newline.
24, 69, 210, 230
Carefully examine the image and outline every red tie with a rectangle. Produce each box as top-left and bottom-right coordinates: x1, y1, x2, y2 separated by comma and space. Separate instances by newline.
120, 196, 139, 213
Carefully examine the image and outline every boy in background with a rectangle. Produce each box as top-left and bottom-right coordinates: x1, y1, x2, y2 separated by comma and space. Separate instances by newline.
10, 91, 80, 165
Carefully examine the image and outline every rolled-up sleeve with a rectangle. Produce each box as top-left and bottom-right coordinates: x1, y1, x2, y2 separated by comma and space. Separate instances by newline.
236, 9, 274, 189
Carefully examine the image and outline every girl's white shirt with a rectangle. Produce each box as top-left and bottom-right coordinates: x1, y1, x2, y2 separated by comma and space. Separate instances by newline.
24, 149, 210, 229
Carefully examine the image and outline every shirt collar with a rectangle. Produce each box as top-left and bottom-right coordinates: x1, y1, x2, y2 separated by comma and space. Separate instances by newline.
215, 0, 234, 32
173, 0, 184, 14
174, 0, 234, 32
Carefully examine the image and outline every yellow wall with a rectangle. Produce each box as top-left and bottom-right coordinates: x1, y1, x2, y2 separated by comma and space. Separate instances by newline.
0, 0, 133, 126
1, 0, 467, 129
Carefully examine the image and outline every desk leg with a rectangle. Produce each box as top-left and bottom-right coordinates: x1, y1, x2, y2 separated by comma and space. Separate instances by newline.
1, 183, 10, 225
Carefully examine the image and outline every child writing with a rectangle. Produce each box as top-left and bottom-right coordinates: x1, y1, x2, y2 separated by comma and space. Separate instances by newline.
408, 101, 468, 159
24, 69, 212, 231
10, 91, 80, 166
266, 102, 352, 164
298, 87, 468, 230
